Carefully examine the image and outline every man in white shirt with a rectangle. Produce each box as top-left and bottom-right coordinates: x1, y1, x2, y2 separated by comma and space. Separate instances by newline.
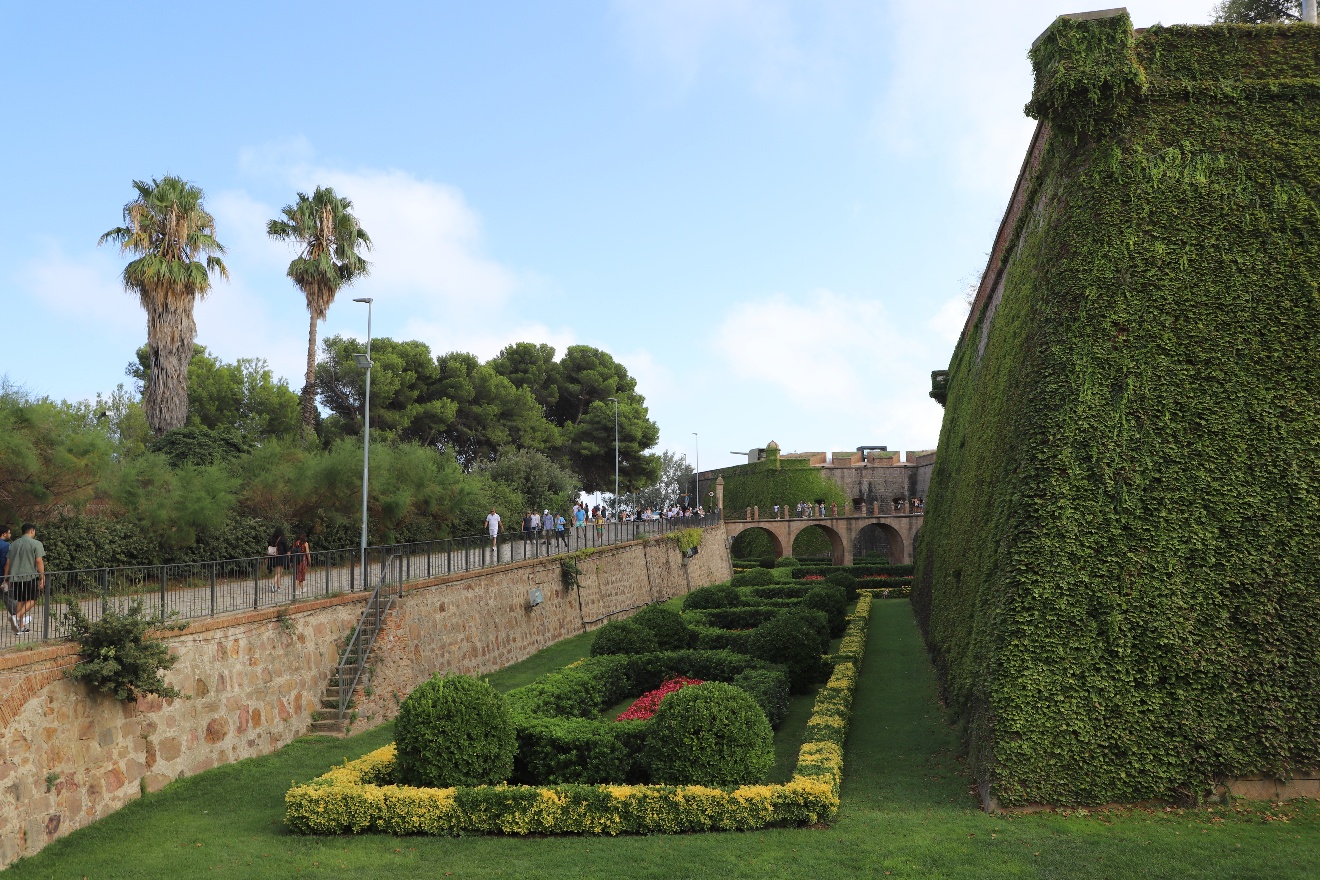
486, 508, 502, 550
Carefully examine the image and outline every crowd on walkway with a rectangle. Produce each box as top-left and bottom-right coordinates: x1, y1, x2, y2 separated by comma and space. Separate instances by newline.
484, 503, 711, 549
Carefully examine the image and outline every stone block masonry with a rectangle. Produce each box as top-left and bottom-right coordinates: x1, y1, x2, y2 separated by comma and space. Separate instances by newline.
0, 526, 730, 867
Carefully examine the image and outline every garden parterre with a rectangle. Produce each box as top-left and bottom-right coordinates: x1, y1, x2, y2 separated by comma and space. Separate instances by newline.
283, 593, 873, 835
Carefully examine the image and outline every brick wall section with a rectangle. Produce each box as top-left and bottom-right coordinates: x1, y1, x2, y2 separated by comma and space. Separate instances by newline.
354, 527, 730, 723
0, 526, 730, 866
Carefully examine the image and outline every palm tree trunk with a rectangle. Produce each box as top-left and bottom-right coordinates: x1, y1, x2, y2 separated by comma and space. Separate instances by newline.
143, 298, 194, 435
301, 312, 319, 438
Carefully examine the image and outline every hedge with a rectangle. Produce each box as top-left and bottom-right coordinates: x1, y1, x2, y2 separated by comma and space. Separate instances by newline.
284, 594, 873, 835
795, 564, 913, 579
914, 14, 1320, 806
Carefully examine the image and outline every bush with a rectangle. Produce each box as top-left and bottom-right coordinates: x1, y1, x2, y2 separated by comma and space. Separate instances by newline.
731, 668, 791, 729
630, 604, 693, 650
394, 674, 515, 787
774, 556, 800, 569
825, 571, 859, 602
642, 682, 774, 785
62, 598, 184, 702
743, 584, 811, 601
687, 606, 781, 631
509, 716, 639, 784
682, 584, 741, 611
748, 611, 831, 693
759, 556, 776, 569
691, 626, 753, 654
731, 568, 773, 588
590, 620, 659, 656
805, 584, 849, 637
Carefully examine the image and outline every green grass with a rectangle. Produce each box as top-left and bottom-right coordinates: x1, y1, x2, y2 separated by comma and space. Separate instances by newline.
9, 601, 1320, 879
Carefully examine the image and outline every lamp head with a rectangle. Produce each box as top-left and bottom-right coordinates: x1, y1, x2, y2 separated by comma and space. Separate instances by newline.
352, 354, 373, 368
353, 297, 373, 304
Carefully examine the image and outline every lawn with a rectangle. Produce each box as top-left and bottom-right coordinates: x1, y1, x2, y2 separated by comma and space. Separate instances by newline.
8, 601, 1319, 879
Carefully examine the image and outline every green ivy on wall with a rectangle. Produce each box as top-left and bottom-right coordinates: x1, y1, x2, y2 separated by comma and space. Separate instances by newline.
915, 14, 1320, 807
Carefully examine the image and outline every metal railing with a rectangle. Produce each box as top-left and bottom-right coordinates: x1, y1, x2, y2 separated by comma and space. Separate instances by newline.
2, 512, 722, 649
334, 553, 404, 720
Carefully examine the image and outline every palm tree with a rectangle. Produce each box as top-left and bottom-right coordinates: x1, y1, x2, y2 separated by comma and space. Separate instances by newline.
100, 176, 228, 435
267, 187, 371, 437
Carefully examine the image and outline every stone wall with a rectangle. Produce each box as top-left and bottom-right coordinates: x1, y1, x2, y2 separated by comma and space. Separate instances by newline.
0, 527, 730, 866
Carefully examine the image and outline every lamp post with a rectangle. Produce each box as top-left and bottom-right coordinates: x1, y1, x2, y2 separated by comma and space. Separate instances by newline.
692, 432, 699, 514
352, 297, 373, 591
606, 397, 619, 514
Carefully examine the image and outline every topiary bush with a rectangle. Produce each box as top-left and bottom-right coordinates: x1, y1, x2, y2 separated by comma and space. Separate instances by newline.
748, 610, 831, 693
731, 568, 774, 588
759, 556, 776, 569
589, 620, 659, 656
825, 571, 859, 602
394, 674, 515, 788
774, 556, 800, 569
630, 604, 693, 650
731, 668, 791, 729
805, 583, 849, 637
682, 584, 741, 611
642, 682, 774, 785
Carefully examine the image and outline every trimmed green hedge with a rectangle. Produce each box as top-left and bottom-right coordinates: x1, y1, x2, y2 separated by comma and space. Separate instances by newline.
795, 564, 913, 578
915, 15, 1320, 806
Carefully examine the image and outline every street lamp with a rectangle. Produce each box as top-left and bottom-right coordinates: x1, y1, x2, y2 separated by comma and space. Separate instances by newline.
606, 397, 619, 513
692, 432, 699, 515
353, 297, 373, 591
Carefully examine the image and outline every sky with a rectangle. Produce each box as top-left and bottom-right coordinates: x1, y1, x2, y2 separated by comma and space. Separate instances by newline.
0, 1, 1216, 473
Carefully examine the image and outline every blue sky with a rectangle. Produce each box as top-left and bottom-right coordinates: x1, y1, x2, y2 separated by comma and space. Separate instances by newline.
1, 1, 1213, 472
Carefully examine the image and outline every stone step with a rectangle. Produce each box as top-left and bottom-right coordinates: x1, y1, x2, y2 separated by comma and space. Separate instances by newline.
320, 697, 340, 711
310, 718, 347, 736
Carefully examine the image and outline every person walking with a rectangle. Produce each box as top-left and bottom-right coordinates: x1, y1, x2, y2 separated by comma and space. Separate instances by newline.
4, 524, 45, 636
554, 511, 569, 550
292, 532, 311, 596
0, 525, 12, 619
486, 508, 502, 552
266, 527, 290, 592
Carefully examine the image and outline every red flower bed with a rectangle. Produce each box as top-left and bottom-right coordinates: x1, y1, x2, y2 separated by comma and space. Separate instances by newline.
802, 575, 825, 581
615, 677, 704, 721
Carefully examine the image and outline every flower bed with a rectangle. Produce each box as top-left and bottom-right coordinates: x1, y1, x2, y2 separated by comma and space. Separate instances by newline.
615, 677, 704, 721
284, 593, 874, 836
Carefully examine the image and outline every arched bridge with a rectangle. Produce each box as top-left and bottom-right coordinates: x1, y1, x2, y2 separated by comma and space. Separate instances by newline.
723, 512, 922, 565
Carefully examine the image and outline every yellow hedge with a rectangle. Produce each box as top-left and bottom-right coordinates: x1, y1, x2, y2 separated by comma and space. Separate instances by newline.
285, 593, 873, 835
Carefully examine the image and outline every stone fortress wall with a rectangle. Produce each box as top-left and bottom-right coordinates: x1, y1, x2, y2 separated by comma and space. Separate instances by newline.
0, 527, 731, 867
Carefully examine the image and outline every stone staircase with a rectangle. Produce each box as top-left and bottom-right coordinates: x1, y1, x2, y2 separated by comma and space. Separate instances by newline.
308, 556, 403, 737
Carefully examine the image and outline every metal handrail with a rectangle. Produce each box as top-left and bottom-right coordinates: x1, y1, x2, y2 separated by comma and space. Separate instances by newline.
335, 553, 403, 720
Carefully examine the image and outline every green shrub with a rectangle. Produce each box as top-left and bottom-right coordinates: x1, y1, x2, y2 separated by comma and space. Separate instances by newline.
691, 626, 753, 654
509, 715, 640, 784
805, 584, 849, 637
825, 572, 859, 603
744, 584, 811, 601
682, 584, 741, 611
642, 682, 774, 785
748, 611, 831, 693
759, 556, 776, 569
774, 556, 800, 569
731, 568, 773, 588
731, 668, 791, 729
62, 598, 185, 702
504, 666, 607, 718
688, 606, 781, 631
394, 674, 515, 787
589, 620, 659, 656
630, 604, 693, 650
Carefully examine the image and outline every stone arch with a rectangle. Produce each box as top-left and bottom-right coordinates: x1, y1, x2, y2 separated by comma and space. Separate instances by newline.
879, 523, 906, 564
851, 523, 893, 561
729, 525, 784, 560
791, 524, 846, 566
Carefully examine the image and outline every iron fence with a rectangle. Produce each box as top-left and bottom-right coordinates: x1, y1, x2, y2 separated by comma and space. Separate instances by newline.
1, 512, 721, 649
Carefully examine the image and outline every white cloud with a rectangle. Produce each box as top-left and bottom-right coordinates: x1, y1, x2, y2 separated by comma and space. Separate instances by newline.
613, 0, 876, 101
20, 243, 141, 334
928, 294, 969, 344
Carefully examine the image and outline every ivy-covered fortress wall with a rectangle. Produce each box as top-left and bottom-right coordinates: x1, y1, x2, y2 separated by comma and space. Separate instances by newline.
914, 12, 1320, 807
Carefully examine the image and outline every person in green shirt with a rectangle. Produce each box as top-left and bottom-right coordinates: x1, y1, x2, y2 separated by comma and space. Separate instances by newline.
5, 524, 45, 636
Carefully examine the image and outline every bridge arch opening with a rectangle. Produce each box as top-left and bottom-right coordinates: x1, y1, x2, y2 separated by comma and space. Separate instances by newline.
792, 524, 845, 566
853, 523, 898, 563
730, 527, 784, 563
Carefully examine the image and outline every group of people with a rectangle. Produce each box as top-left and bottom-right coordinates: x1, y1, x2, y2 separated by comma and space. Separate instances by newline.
265, 527, 312, 593
484, 502, 711, 549
0, 524, 45, 636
